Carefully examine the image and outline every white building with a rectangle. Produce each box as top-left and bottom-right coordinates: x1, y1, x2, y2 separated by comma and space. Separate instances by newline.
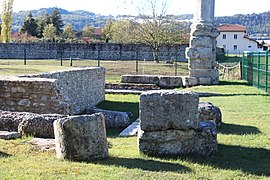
216, 24, 264, 54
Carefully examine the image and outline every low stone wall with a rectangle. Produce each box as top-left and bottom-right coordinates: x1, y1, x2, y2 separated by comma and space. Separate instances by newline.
1, 67, 105, 115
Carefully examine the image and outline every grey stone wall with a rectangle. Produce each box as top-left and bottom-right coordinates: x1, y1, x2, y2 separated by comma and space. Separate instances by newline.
1, 67, 105, 115
0, 43, 188, 61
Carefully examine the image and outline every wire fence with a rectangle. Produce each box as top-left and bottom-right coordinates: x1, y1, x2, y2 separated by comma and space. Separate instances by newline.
0, 49, 189, 80
242, 51, 270, 94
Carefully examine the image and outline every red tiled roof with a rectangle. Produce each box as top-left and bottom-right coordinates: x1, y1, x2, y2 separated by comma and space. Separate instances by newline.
93, 28, 102, 35
218, 24, 247, 32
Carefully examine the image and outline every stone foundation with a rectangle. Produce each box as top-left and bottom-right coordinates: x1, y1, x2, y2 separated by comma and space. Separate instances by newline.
1, 67, 105, 115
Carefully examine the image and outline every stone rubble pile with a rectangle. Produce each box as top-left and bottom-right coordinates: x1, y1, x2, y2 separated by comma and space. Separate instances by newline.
138, 90, 218, 156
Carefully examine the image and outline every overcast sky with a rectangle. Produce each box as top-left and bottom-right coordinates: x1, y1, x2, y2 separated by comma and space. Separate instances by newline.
12, 0, 270, 17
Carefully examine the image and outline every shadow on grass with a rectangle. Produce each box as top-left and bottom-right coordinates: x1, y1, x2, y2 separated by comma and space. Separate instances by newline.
180, 144, 270, 176
219, 80, 248, 86
97, 101, 139, 122
92, 156, 191, 173
0, 151, 11, 158
219, 123, 262, 135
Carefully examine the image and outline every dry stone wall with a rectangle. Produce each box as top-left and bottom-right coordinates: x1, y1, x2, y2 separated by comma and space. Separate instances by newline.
0, 43, 188, 61
1, 67, 105, 115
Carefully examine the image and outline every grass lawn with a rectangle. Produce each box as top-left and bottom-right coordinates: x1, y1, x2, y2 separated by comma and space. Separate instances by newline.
0, 80, 269, 179
0, 59, 189, 83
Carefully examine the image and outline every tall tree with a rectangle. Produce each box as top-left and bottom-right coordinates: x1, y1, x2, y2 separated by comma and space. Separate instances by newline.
102, 18, 114, 43
63, 23, 75, 40
50, 8, 64, 35
20, 12, 38, 37
1, 0, 14, 43
82, 25, 95, 38
42, 24, 57, 42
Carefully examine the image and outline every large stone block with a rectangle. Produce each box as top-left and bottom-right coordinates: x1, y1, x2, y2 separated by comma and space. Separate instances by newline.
198, 102, 222, 127
189, 69, 219, 78
190, 23, 220, 38
189, 36, 213, 48
138, 128, 196, 155
54, 113, 108, 161
121, 75, 159, 85
158, 76, 183, 88
0, 110, 31, 131
140, 90, 199, 131
18, 114, 66, 138
189, 59, 217, 69
182, 76, 199, 87
186, 47, 213, 59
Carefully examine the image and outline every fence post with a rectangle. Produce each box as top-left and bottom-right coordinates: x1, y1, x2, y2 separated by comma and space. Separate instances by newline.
24, 48, 27, 65
266, 51, 269, 93
247, 52, 253, 86
60, 53, 63, 66
135, 51, 139, 75
70, 57, 73, 66
97, 49, 100, 67
175, 55, 178, 76
258, 52, 261, 89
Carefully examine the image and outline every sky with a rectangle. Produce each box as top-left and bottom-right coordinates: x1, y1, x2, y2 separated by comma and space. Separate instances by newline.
12, 0, 270, 17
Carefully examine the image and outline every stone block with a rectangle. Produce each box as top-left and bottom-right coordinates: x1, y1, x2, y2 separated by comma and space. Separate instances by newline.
182, 76, 198, 87
198, 102, 222, 127
188, 59, 216, 69
186, 47, 213, 59
195, 121, 218, 156
190, 23, 220, 38
140, 90, 199, 131
121, 75, 159, 85
18, 114, 67, 138
54, 113, 108, 161
189, 69, 219, 78
119, 119, 141, 137
158, 76, 183, 88
0, 131, 21, 140
138, 128, 196, 155
90, 108, 130, 129
197, 77, 213, 85
189, 36, 213, 48
0, 110, 30, 131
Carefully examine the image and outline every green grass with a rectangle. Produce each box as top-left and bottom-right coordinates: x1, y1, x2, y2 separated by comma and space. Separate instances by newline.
1, 80, 270, 179
0, 59, 189, 83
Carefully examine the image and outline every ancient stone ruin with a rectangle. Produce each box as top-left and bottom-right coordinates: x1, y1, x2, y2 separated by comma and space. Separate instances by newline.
0, 67, 105, 115
138, 90, 218, 156
186, 0, 220, 85
54, 113, 108, 161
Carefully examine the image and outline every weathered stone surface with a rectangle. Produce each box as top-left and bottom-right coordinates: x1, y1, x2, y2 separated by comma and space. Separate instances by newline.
121, 75, 160, 85
186, 47, 213, 59
189, 69, 219, 78
54, 113, 108, 161
119, 119, 141, 137
105, 82, 160, 91
140, 90, 199, 131
158, 76, 183, 89
190, 23, 219, 38
182, 76, 199, 87
189, 59, 217, 69
198, 102, 222, 127
138, 128, 196, 155
195, 121, 218, 156
89, 108, 130, 129
0, 110, 32, 131
18, 114, 67, 138
28, 138, 56, 151
0, 131, 21, 140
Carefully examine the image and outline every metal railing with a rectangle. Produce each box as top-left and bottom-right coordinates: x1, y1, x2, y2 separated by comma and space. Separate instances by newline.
242, 51, 269, 94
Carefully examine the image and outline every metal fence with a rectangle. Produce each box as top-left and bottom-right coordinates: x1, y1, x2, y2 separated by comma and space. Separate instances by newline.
242, 51, 270, 94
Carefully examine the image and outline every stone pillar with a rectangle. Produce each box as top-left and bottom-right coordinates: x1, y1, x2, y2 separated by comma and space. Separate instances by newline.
186, 0, 220, 85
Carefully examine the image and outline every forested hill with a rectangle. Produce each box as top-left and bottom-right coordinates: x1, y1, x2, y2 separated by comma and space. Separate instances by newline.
11, 8, 270, 35
215, 11, 270, 35
12, 8, 110, 31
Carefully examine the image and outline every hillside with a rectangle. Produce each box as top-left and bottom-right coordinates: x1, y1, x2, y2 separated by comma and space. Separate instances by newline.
10, 8, 270, 35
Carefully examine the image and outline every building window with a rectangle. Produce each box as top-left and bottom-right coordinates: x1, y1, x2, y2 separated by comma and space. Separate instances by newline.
233, 45, 238, 50
223, 34, 226, 39
234, 34, 238, 39
248, 45, 252, 49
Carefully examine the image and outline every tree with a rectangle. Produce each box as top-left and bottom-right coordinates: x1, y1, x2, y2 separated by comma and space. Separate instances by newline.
42, 24, 57, 42
102, 18, 114, 43
134, 0, 181, 62
82, 25, 95, 38
1, 0, 14, 43
110, 20, 137, 44
50, 8, 64, 35
63, 23, 75, 41
20, 12, 38, 37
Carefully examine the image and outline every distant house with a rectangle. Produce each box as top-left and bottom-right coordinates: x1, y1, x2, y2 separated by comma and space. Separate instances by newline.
216, 24, 264, 54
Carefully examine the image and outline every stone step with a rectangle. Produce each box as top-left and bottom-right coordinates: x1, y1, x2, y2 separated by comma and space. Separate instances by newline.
105, 82, 160, 91
0, 131, 21, 140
